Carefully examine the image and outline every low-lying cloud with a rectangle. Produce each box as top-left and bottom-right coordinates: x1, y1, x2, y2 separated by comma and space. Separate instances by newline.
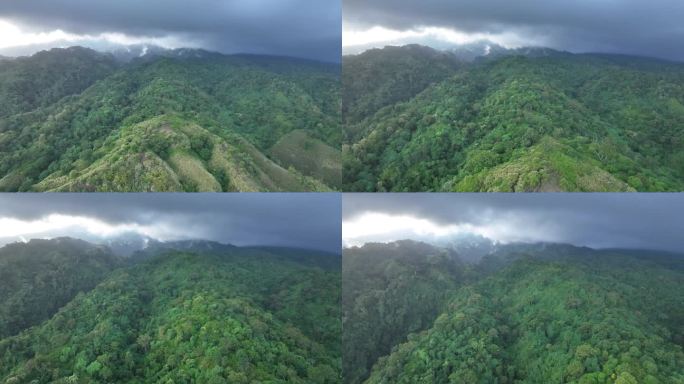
0, 0, 341, 62
0, 194, 341, 253
343, 194, 684, 252
343, 0, 684, 61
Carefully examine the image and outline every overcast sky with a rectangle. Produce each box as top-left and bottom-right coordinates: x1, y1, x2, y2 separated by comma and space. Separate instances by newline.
343, 0, 684, 61
343, 194, 684, 252
0, 0, 341, 62
0, 194, 341, 253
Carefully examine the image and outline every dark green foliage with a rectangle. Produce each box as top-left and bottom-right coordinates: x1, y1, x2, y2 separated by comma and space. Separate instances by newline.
0, 240, 341, 383
343, 241, 471, 384
0, 238, 120, 339
366, 287, 505, 384
343, 46, 684, 192
0, 48, 341, 191
342, 45, 461, 140
0, 47, 118, 118
348, 242, 684, 383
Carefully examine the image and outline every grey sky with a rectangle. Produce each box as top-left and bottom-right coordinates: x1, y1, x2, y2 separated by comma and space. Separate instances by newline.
0, 193, 341, 253
343, 0, 684, 61
0, 0, 341, 62
343, 193, 684, 252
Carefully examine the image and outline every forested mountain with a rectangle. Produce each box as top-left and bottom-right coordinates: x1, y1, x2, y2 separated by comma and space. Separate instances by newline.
342, 45, 462, 135
0, 47, 119, 119
343, 241, 471, 384
344, 240, 684, 383
0, 238, 341, 383
0, 238, 120, 339
0, 46, 341, 192
343, 45, 684, 192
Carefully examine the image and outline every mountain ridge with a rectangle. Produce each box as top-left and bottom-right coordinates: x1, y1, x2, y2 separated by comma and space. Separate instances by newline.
343, 44, 684, 192
0, 235, 338, 259
0, 46, 341, 192
2, 44, 342, 65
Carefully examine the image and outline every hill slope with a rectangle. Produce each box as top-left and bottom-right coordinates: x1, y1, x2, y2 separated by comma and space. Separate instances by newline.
0, 238, 120, 339
343, 46, 684, 192
0, 47, 341, 191
344, 241, 684, 384
342, 45, 462, 140
343, 241, 470, 384
0, 240, 341, 383
0, 47, 119, 119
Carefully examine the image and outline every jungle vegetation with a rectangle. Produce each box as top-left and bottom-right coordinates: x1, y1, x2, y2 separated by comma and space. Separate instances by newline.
343, 240, 684, 384
0, 46, 341, 192
342, 45, 684, 192
0, 237, 341, 383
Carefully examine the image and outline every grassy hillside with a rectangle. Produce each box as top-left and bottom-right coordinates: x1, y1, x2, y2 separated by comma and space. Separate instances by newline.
0, 48, 341, 191
33, 115, 329, 192
344, 241, 684, 384
0, 239, 341, 383
343, 46, 684, 192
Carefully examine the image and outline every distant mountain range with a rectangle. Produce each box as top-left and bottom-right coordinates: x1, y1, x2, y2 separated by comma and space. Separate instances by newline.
0, 46, 341, 191
433, 232, 497, 263
99, 233, 234, 257
343, 40, 572, 60
107, 44, 172, 62
343, 43, 684, 192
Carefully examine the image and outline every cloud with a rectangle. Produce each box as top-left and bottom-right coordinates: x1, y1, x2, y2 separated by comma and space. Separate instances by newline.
0, 193, 341, 253
342, 212, 559, 247
0, 214, 194, 242
343, 0, 684, 61
343, 26, 537, 51
343, 194, 684, 252
0, 0, 341, 61
0, 19, 199, 57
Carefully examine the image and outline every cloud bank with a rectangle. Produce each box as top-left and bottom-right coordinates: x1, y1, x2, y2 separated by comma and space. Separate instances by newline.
0, 0, 341, 62
343, 194, 684, 252
0, 194, 341, 253
343, 0, 684, 61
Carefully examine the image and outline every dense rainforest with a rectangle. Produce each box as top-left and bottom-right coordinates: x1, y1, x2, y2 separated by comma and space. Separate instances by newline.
0, 237, 341, 383
343, 240, 684, 384
0, 238, 119, 339
342, 44, 684, 192
0, 46, 341, 192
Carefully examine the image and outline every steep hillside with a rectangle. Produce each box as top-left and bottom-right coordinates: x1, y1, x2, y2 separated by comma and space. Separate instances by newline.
342, 45, 462, 139
343, 241, 470, 384
343, 46, 684, 192
0, 238, 120, 339
0, 241, 341, 383
0, 47, 119, 118
345, 242, 684, 384
33, 115, 328, 192
0, 47, 341, 191
270, 129, 342, 188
